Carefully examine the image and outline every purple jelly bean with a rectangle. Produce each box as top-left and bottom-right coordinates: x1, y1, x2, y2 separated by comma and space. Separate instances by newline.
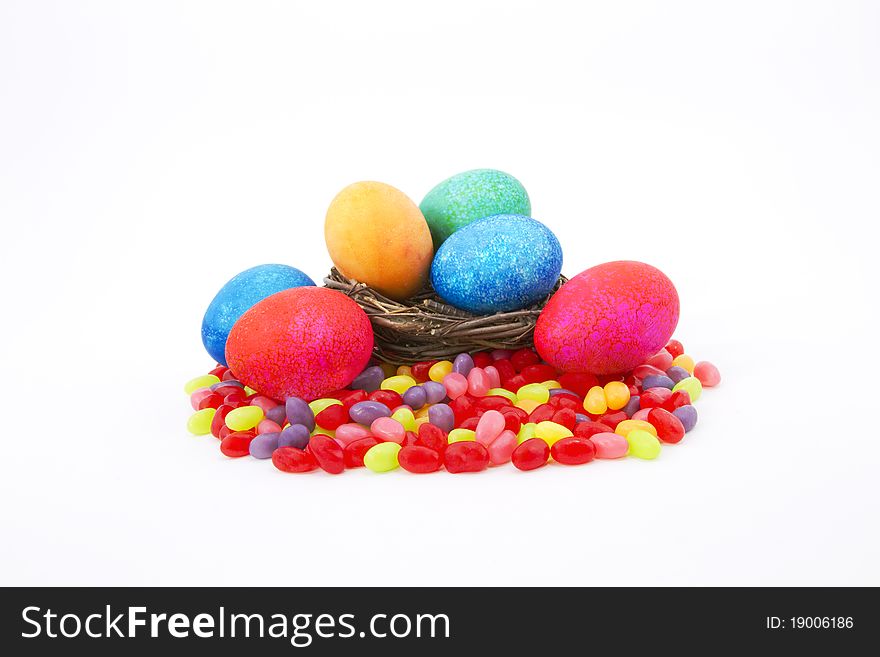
428, 403, 454, 433
575, 413, 589, 424
642, 375, 674, 390
549, 388, 580, 398
452, 353, 474, 376
265, 405, 287, 426
211, 380, 244, 390
285, 397, 315, 432
422, 381, 447, 405
673, 405, 698, 432
402, 385, 427, 410
278, 424, 310, 449
666, 366, 691, 384
622, 396, 640, 418
349, 401, 391, 425
350, 366, 385, 392
249, 432, 280, 459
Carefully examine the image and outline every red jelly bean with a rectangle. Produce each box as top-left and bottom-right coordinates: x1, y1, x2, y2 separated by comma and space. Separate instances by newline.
665, 339, 684, 358
548, 394, 581, 411
410, 360, 437, 383
574, 421, 613, 439
221, 369, 238, 381
211, 404, 234, 438
633, 364, 666, 380
551, 408, 577, 431
444, 441, 490, 473
528, 403, 556, 424
220, 431, 255, 458
218, 425, 233, 440
502, 412, 522, 434
398, 446, 442, 473
197, 392, 223, 410
558, 372, 600, 398
492, 358, 517, 384
520, 363, 557, 384
401, 431, 419, 447
596, 411, 627, 429
223, 389, 247, 405
339, 389, 369, 409
449, 394, 478, 425
471, 352, 493, 369
640, 387, 673, 409
503, 374, 527, 392
647, 408, 686, 444
511, 438, 550, 471
368, 389, 404, 409
315, 403, 348, 430
662, 389, 691, 413
477, 395, 513, 411
510, 348, 541, 372
309, 434, 345, 474
458, 416, 480, 431
343, 437, 379, 468
416, 423, 447, 453
209, 365, 228, 378
551, 436, 596, 465
273, 446, 318, 473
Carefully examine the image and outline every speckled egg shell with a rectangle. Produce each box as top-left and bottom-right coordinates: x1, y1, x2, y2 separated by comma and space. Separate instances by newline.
225, 287, 374, 401
534, 261, 679, 375
420, 169, 531, 247
201, 264, 315, 366
431, 214, 562, 314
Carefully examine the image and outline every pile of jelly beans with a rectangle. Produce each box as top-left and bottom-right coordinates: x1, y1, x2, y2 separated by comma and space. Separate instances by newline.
184, 340, 721, 475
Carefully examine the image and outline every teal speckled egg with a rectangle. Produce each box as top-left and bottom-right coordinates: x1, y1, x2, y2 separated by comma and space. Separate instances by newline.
420, 169, 531, 247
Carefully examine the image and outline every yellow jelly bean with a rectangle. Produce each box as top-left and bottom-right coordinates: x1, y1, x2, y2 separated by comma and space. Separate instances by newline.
414, 416, 431, 428
364, 442, 401, 472
225, 405, 264, 431
535, 420, 573, 446
379, 361, 398, 378
541, 380, 562, 390
487, 388, 518, 402
604, 381, 631, 411
381, 375, 418, 395
584, 386, 608, 415
448, 428, 476, 443
672, 376, 702, 402
309, 398, 343, 416
517, 383, 550, 404
391, 407, 417, 432
187, 408, 216, 435
627, 429, 661, 459
672, 354, 695, 374
244, 386, 257, 396
515, 399, 541, 414
517, 422, 538, 444
414, 406, 431, 419
396, 365, 413, 377
184, 374, 220, 396
615, 419, 657, 438
428, 360, 454, 383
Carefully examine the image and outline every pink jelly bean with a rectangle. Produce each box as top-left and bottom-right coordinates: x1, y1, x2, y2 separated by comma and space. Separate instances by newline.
190, 388, 213, 410
335, 423, 373, 446
257, 419, 283, 434
633, 364, 666, 380
484, 365, 501, 389
442, 372, 469, 400
467, 367, 491, 397
694, 361, 721, 387
632, 408, 652, 422
646, 349, 673, 370
487, 429, 518, 465
475, 410, 506, 446
370, 417, 406, 443
250, 395, 279, 413
590, 432, 628, 459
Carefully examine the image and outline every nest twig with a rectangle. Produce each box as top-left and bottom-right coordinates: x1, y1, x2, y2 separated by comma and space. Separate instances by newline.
323, 268, 567, 364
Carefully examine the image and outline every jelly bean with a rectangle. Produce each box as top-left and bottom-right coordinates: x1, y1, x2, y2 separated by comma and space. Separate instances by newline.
343, 437, 379, 468
641, 375, 674, 391
662, 389, 691, 413
278, 424, 311, 449
221, 369, 238, 381
558, 372, 600, 398
442, 372, 469, 400
429, 360, 454, 383
665, 366, 691, 385
187, 408, 216, 435
363, 442, 402, 472
249, 432, 280, 459
646, 349, 674, 370
349, 401, 391, 425
575, 413, 589, 424
596, 411, 627, 429
475, 410, 506, 446
472, 351, 493, 368
257, 419, 282, 434
627, 429, 661, 459
504, 374, 527, 393
551, 436, 596, 465
672, 376, 702, 402
548, 394, 580, 411
511, 438, 550, 471
416, 423, 447, 453
244, 386, 257, 396
184, 374, 221, 395
309, 435, 345, 474
476, 395, 513, 413
265, 404, 287, 426
196, 393, 222, 411
535, 420, 574, 446
520, 364, 558, 385
351, 366, 385, 392
381, 375, 418, 395
225, 406, 264, 431
272, 446, 318, 473
334, 423, 373, 446
589, 432, 628, 459
615, 419, 658, 437
639, 387, 673, 409
487, 429, 518, 465
285, 397, 315, 431
584, 386, 608, 415
665, 339, 684, 358
391, 407, 417, 432
402, 385, 427, 410
448, 428, 476, 443
515, 398, 541, 414
671, 354, 695, 375
517, 422, 537, 444
410, 360, 437, 382
444, 441, 489, 473
511, 348, 540, 372
398, 446, 442, 473
422, 381, 447, 404
548, 388, 580, 400
647, 407, 685, 444
527, 403, 555, 424
467, 368, 491, 397
603, 381, 631, 410
396, 365, 413, 378
633, 364, 666, 380
622, 396, 640, 418
484, 365, 501, 389
403, 430, 420, 447
550, 408, 577, 431
428, 403, 454, 432
517, 383, 550, 404
493, 358, 517, 384
379, 361, 397, 378
487, 387, 517, 402
212, 379, 244, 392
452, 353, 475, 376
370, 417, 405, 443
414, 405, 431, 419
458, 416, 479, 431
632, 408, 652, 422
541, 380, 562, 390
211, 404, 234, 438
694, 361, 721, 387
315, 403, 348, 430
368, 389, 404, 409
337, 389, 368, 409
190, 388, 214, 411
499, 411, 522, 434
220, 431, 255, 458
673, 405, 698, 432
218, 425, 233, 440
249, 395, 278, 412
489, 349, 510, 361
223, 390, 247, 406
209, 364, 228, 378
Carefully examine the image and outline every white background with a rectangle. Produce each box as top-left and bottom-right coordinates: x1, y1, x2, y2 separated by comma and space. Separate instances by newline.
1, 0, 878, 586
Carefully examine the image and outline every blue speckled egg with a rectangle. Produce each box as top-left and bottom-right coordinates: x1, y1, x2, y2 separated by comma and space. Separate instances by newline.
201, 264, 315, 365
430, 214, 563, 314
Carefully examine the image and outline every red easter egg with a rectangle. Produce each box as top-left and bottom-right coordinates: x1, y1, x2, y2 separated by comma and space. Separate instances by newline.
534, 261, 679, 375
226, 287, 373, 401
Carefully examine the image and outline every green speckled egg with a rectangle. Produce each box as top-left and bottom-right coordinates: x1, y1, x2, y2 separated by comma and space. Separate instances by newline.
420, 169, 531, 247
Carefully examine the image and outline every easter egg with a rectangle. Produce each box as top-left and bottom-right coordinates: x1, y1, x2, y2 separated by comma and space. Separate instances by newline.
325, 181, 433, 301
431, 214, 562, 314
201, 264, 315, 366
534, 261, 679, 375
225, 287, 374, 401
420, 169, 531, 247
